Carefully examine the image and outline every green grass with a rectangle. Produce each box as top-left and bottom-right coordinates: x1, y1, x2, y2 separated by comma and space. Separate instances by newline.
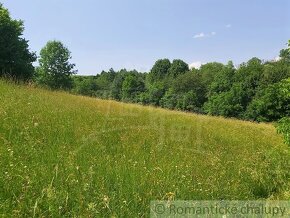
0, 80, 289, 217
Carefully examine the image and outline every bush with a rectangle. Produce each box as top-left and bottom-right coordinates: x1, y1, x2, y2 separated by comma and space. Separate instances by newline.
246, 79, 290, 122
277, 117, 290, 145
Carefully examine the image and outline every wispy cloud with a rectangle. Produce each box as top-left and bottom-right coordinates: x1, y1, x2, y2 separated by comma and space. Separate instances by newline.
226, 24, 232, 28
193, 32, 216, 39
193, 32, 206, 38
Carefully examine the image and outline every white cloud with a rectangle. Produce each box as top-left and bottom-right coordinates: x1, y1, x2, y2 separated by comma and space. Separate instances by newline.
274, 56, 281, 62
193, 32, 206, 38
193, 31, 216, 39
189, 61, 204, 69
226, 24, 232, 28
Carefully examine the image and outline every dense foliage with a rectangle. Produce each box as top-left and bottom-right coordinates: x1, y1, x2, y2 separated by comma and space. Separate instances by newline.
277, 117, 290, 145
0, 3, 36, 80
71, 45, 290, 124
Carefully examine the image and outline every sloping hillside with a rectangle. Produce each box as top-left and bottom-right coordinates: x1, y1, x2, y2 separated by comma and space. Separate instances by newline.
0, 80, 289, 217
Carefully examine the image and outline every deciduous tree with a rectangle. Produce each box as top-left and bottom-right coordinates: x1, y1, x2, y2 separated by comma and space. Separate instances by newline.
37, 40, 76, 90
0, 3, 36, 80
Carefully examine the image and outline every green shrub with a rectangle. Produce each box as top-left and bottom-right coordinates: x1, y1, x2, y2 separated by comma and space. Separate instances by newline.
277, 117, 290, 145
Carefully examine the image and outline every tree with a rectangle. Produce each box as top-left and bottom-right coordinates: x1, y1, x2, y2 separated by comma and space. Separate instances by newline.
275, 41, 290, 145
121, 73, 145, 102
173, 70, 207, 108
72, 76, 98, 96
234, 58, 264, 91
209, 61, 235, 94
95, 68, 116, 98
110, 70, 126, 100
37, 41, 77, 90
0, 3, 36, 80
261, 60, 290, 87
246, 79, 290, 122
168, 59, 189, 78
145, 82, 166, 106
204, 83, 245, 117
199, 62, 225, 89
147, 59, 171, 83
279, 40, 290, 63
177, 91, 201, 113
160, 88, 179, 109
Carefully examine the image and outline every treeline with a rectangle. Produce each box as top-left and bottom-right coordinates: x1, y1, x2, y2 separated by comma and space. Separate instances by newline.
72, 53, 290, 123
0, 3, 289, 144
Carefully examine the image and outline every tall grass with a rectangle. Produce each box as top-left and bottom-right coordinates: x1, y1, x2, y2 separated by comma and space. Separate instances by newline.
0, 80, 289, 217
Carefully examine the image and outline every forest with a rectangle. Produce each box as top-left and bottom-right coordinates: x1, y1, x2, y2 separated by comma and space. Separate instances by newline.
71, 53, 290, 123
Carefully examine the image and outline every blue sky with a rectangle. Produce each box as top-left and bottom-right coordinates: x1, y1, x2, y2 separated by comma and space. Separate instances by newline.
2, 0, 290, 75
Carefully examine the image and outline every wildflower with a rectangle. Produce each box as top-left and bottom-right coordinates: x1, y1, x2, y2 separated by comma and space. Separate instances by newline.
165, 192, 175, 201
88, 202, 96, 210
103, 195, 109, 203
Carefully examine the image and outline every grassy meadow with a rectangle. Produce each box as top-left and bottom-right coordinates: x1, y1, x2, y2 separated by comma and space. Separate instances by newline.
0, 80, 289, 217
